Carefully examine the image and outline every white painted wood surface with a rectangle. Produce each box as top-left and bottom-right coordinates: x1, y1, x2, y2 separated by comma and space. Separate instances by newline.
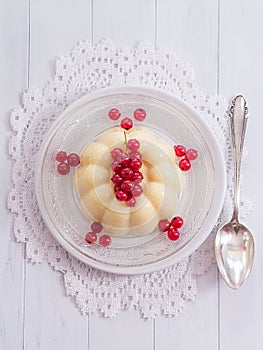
0, 0, 262, 349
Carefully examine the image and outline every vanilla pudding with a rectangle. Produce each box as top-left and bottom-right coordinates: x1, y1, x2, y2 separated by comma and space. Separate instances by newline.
74, 126, 185, 236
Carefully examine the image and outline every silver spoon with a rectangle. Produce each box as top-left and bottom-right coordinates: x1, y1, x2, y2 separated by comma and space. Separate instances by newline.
215, 95, 254, 289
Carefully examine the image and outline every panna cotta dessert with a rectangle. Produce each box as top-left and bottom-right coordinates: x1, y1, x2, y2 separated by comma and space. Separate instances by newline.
74, 125, 185, 237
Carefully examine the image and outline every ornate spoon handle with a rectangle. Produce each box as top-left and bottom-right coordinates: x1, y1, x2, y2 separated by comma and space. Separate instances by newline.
229, 95, 248, 221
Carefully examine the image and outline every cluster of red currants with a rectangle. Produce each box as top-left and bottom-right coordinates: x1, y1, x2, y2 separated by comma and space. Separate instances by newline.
108, 107, 146, 130
158, 216, 184, 241
174, 145, 198, 171
56, 151, 80, 175
111, 138, 143, 207
85, 221, 111, 247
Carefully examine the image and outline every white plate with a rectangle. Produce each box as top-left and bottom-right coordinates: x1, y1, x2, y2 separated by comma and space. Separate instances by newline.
35, 86, 226, 274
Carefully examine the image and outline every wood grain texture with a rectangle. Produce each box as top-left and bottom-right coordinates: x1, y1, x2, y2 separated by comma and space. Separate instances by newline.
157, 0, 219, 94
0, 1, 28, 349
23, 1, 92, 349
93, 0, 156, 46
219, 1, 263, 349
1, 0, 263, 348
156, 1, 219, 349
89, 311, 154, 350
24, 263, 88, 350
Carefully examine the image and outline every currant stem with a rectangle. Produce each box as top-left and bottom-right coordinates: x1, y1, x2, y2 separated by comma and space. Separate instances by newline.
124, 131, 128, 152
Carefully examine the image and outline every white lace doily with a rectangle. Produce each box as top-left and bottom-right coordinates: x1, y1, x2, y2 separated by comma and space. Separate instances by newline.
8, 40, 251, 319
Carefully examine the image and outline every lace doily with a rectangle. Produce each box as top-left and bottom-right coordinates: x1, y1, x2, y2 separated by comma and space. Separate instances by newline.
8, 40, 251, 319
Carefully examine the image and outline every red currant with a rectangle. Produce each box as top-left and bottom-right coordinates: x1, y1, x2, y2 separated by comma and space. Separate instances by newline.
111, 173, 123, 185
56, 151, 67, 162
130, 159, 142, 171
67, 153, 80, 167
167, 227, 180, 241
132, 184, 143, 197
116, 190, 128, 201
186, 148, 198, 161
111, 161, 122, 173
91, 221, 103, 233
127, 139, 140, 152
121, 180, 134, 192
57, 162, 70, 175
174, 145, 186, 157
85, 231, 97, 244
120, 117, 133, 130
99, 234, 111, 247
171, 216, 184, 229
132, 171, 143, 184
179, 158, 191, 171
111, 148, 123, 161
134, 108, 146, 122
158, 219, 171, 232
121, 167, 133, 180
126, 198, 136, 207
114, 184, 122, 192
125, 191, 133, 201
118, 153, 130, 166
130, 151, 142, 160
108, 108, 121, 121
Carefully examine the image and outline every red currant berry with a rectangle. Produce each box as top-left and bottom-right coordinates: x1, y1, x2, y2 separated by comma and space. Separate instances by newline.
85, 231, 97, 244
91, 221, 103, 233
120, 117, 133, 130
134, 108, 146, 122
56, 151, 67, 162
99, 234, 111, 247
132, 171, 143, 184
127, 139, 140, 152
116, 190, 128, 201
125, 191, 133, 201
118, 153, 130, 166
132, 184, 143, 197
130, 151, 142, 160
111, 173, 123, 185
167, 227, 180, 241
158, 219, 171, 232
179, 158, 191, 171
57, 162, 70, 175
121, 180, 134, 192
108, 108, 121, 121
130, 159, 142, 171
171, 216, 184, 229
67, 153, 80, 167
111, 161, 122, 173
121, 167, 133, 180
114, 184, 122, 192
126, 198, 136, 207
111, 148, 123, 161
174, 145, 186, 157
186, 148, 198, 161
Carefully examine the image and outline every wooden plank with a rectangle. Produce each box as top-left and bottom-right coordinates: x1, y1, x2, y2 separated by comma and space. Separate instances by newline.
30, 0, 92, 87
24, 263, 88, 350
93, 0, 155, 46
157, 0, 219, 94
0, 0, 28, 348
156, 268, 218, 350
90, 1, 155, 349
24, 1, 91, 349
156, 1, 219, 349
219, 1, 263, 349
89, 310, 154, 350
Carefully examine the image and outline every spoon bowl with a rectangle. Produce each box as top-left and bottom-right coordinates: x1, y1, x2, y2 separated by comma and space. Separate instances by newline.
215, 221, 254, 289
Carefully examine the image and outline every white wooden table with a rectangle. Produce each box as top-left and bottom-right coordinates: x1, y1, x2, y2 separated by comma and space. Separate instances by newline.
1, 1, 262, 349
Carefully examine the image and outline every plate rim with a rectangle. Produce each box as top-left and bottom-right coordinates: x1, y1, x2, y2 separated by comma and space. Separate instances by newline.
35, 85, 226, 275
